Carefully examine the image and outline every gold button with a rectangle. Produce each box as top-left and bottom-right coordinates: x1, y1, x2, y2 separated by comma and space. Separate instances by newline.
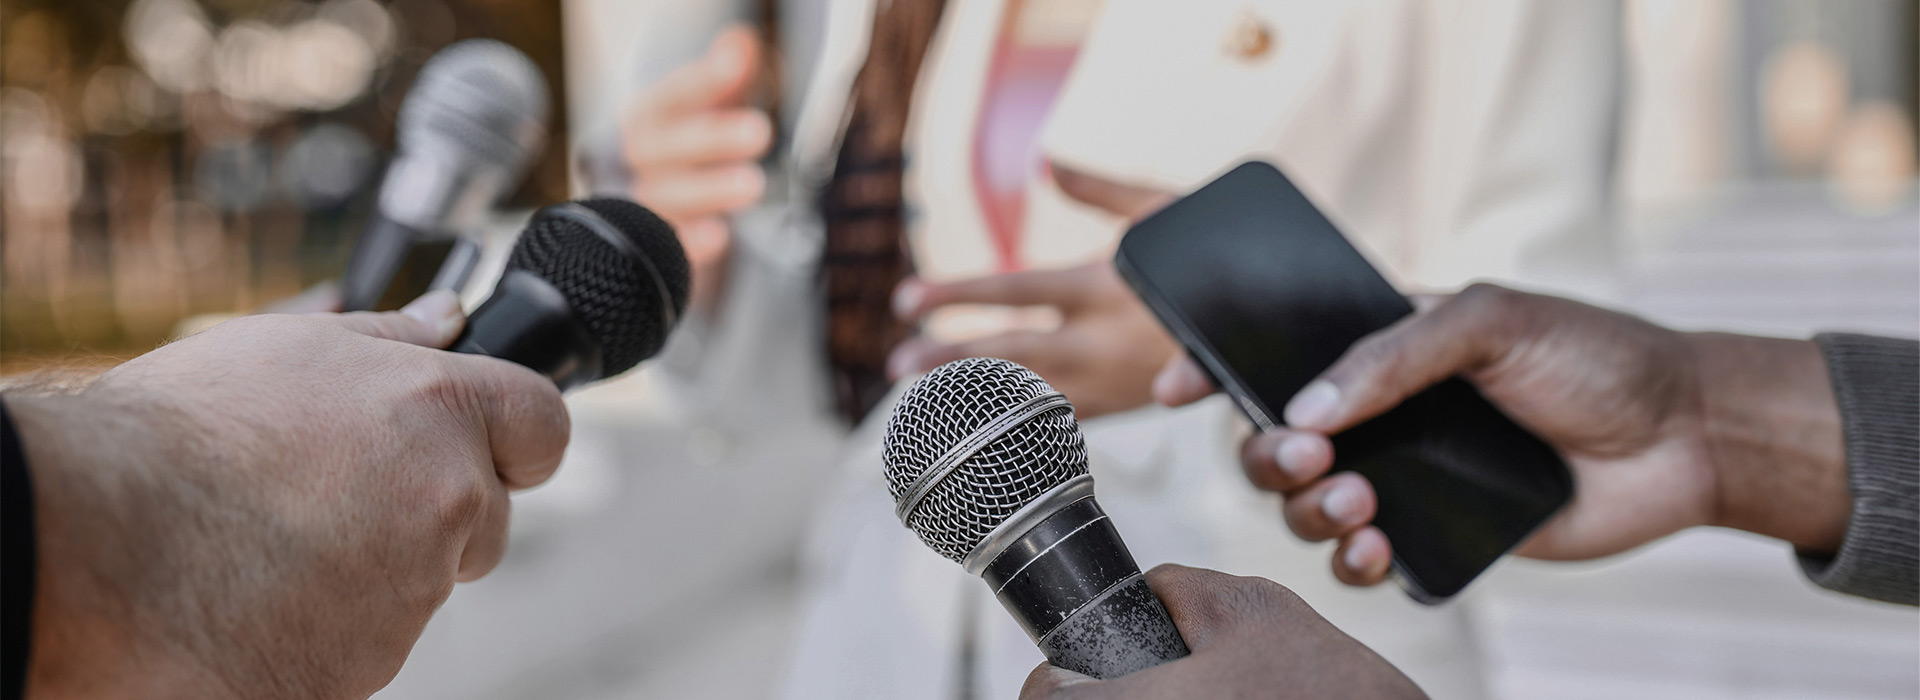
1222, 10, 1277, 62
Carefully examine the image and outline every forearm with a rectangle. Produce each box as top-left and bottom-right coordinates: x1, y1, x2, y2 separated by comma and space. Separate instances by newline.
1689, 333, 1850, 553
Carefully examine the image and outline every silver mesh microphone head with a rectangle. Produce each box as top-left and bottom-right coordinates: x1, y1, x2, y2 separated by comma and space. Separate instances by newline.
380, 39, 549, 234
397, 39, 549, 172
884, 358, 1090, 563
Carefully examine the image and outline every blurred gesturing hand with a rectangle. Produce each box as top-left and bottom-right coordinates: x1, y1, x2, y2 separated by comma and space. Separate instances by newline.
12, 291, 570, 699
886, 166, 1178, 419
623, 25, 773, 314
1020, 565, 1426, 700
1155, 285, 1848, 585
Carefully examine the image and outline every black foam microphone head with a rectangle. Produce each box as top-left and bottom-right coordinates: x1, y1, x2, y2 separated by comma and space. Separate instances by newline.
505, 198, 689, 376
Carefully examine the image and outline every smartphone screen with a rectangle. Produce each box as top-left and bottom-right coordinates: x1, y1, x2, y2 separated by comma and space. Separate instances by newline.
1115, 161, 1572, 601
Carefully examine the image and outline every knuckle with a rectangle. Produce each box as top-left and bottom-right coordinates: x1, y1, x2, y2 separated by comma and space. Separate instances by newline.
1452, 283, 1519, 325
424, 465, 490, 533
1227, 574, 1305, 622
1340, 331, 1403, 382
1456, 282, 1513, 309
1453, 282, 1533, 343
399, 574, 457, 627
407, 358, 474, 413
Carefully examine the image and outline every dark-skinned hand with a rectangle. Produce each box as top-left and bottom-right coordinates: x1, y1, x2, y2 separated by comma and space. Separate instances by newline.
1019, 564, 1427, 700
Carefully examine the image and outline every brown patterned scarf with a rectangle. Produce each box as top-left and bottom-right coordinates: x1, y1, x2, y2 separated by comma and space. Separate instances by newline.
819, 0, 950, 423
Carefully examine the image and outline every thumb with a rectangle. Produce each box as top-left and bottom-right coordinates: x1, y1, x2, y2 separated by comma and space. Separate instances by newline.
1052, 162, 1176, 222
321, 290, 467, 349
1020, 661, 1099, 699
1283, 284, 1519, 434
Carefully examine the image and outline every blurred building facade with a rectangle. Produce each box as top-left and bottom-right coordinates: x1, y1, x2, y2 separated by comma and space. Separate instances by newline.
1, 0, 568, 370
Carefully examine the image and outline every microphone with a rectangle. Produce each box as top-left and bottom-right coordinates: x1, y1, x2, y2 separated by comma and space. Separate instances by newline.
882, 358, 1190, 679
343, 39, 550, 311
454, 198, 689, 390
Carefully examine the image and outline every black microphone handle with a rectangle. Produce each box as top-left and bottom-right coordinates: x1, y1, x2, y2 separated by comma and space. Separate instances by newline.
342, 212, 431, 312
451, 269, 603, 391
979, 495, 1190, 679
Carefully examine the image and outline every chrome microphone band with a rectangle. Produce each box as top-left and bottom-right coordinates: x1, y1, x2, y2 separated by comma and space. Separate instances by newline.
980, 496, 1132, 640
961, 475, 1095, 575
895, 391, 1072, 524
545, 202, 680, 331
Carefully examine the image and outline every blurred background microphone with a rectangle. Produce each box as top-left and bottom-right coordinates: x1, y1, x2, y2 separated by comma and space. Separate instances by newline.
455, 198, 689, 390
883, 357, 1190, 679
342, 38, 549, 311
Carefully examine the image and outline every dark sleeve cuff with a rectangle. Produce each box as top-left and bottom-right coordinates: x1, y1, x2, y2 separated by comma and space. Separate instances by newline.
1798, 333, 1919, 605
2, 399, 34, 698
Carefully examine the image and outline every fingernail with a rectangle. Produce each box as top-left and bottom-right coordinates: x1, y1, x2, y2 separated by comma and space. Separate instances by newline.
892, 280, 924, 319
1284, 380, 1341, 429
1323, 482, 1365, 525
1343, 540, 1374, 573
1151, 366, 1181, 403
403, 290, 463, 338
1274, 434, 1320, 480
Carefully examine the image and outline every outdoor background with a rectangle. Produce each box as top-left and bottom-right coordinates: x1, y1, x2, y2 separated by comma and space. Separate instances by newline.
3, 1, 1918, 699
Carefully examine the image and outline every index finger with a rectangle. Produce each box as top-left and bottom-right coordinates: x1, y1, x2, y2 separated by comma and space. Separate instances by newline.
442, 354, 571, 491
1052, 163, 1176, 222
1139, 563, 1263, 651
896, 265, 1109, 319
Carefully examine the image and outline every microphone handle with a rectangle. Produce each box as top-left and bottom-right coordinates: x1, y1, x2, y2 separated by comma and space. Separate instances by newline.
451, 269, 603, 391
428, 236, 484, 294
342, 212, 429, 311
980, 496, 1190, 678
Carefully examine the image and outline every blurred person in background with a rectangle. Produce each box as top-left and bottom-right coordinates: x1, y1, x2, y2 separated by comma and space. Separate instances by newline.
0, 293, 570, 699
585, 0, 1623, 697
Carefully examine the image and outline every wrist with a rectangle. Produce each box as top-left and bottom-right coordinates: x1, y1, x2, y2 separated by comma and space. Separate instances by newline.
1688, 333, 1849, 553
7, 392, 222, 699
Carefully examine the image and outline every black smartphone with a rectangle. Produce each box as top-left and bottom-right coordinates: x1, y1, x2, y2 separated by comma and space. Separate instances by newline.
1114, 161, 1572, 603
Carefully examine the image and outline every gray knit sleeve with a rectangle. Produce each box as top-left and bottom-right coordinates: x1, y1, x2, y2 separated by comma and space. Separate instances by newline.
1798, 333, 1918, 605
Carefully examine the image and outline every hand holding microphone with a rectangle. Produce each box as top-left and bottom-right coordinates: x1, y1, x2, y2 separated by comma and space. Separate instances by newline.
10, 299, 568, 698
1017, 565, 1427, 700
10, 197, 687, 698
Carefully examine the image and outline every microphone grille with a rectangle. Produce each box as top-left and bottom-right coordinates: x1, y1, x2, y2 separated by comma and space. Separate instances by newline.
506, 199, 689, 376
883, 358, 1090, 562
397, 39, 549, 173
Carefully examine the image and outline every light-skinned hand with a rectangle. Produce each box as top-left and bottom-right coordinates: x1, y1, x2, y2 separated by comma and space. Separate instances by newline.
623, 24, 773, 314
886, 165, 1178, 419
11, 290, 570, 699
